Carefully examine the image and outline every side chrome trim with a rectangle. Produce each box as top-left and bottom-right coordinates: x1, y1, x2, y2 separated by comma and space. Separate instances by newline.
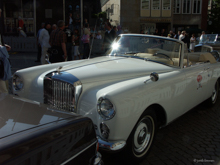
60, 140, 97, 165
98, 137, 126, 151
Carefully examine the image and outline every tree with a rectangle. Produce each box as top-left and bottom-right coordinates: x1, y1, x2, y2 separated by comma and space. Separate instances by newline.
207, 0, 220, 33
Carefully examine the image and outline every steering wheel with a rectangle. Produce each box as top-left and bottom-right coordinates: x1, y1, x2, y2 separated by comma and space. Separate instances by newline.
153, 53, 174, 65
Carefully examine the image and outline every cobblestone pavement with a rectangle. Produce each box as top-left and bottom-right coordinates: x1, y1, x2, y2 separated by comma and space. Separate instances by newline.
102, 99, 220, 165
10, 52, 220, 165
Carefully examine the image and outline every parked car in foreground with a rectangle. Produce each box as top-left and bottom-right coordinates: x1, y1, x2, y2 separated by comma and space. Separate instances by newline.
0, 94, 102, 165
12, 34, 220, 161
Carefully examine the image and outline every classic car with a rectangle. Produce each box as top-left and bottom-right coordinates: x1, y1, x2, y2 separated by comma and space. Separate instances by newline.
0, 94, 102, 165
195, 34, 220, 54
12, 34, 220, 161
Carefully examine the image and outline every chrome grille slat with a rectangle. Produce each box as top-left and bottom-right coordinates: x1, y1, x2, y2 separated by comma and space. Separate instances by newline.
44, 78, 75, 112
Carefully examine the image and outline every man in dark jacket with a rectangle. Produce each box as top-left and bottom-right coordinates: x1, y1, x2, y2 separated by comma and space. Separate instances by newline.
102, 22, 116, 52
49, 20, 67, 63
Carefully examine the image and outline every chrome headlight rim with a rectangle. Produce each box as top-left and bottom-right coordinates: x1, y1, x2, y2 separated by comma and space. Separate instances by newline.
12, 74, 24, 91
97, 97, 116, 120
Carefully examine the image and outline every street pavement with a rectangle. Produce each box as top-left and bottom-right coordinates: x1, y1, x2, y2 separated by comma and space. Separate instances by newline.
9, 52, 220, 165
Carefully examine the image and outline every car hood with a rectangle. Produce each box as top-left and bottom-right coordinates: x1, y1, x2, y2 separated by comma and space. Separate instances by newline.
58, 56, 175, 83
0, 94, 80, 139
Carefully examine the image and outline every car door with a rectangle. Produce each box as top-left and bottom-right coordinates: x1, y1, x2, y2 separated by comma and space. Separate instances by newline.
182, 62, 210, 113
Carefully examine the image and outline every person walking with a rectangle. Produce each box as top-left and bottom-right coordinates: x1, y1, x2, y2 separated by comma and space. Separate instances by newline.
0, 8, 11, 94
81, 27, 90, 59
36, 22, 45, 62
64, 21, 74, 61
174, 31, 181, 39
68, 13, 73, 31
102, 22, 116, 52
39, 23, 51, 64
49, 20, 67, 63
73, 29, 81, 60
190, 34, 196, 52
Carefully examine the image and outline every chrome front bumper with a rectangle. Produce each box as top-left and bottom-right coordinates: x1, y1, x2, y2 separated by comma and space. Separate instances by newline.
98, 137, 126, 151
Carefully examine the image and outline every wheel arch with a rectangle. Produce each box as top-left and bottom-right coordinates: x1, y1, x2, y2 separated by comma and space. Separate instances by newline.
145, 104, 167, 128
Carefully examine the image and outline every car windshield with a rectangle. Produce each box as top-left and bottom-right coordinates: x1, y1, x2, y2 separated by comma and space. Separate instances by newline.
106, 35, 182, 67
199, 34, 219, 44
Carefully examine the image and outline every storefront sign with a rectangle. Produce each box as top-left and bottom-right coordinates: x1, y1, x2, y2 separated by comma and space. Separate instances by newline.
140, 18, 171, 23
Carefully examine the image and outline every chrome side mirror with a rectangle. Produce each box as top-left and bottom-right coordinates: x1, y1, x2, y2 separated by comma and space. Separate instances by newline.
144, 72, 159, 83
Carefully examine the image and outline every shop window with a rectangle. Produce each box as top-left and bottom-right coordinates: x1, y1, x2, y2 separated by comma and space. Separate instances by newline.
3, 0, 34, 35
174, 0, 181, 14
182, 0, 191, 14
141, 0, 150, 10
152, 0, 160, 10
193, 0, 202, 14
163, 0, 171, 10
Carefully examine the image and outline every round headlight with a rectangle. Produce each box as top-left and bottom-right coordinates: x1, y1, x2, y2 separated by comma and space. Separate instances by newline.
97, 98, 116, 120
13, 75, 24, 91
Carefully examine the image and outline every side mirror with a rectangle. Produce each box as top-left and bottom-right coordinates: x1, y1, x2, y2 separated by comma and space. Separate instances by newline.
150, 72, 159, 82
144, 72, 159, 83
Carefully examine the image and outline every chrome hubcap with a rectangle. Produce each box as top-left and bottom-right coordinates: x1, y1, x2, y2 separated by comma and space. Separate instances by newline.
133, 116, 154, 154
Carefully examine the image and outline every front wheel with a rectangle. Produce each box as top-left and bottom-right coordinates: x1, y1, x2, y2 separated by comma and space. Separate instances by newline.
127, 109, 157, 162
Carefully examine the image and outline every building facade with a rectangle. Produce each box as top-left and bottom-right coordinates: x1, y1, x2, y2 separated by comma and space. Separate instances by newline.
102, 0, 209, 35
0, 0, 101, 37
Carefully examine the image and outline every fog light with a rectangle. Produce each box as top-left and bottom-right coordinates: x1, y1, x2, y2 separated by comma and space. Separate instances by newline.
100, 122, 110, 140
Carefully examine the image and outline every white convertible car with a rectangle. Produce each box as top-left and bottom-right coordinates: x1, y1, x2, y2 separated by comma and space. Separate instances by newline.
12, 34, 220, 161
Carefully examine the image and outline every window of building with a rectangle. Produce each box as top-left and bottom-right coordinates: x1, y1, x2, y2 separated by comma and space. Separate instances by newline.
174, 0, 181, 14
193, 0, 202, 14
141, 0, 150, 10
163, 0, 171, 10
3, 0, 34, 35
152, 0, 160, 10
182, 0, 191, 14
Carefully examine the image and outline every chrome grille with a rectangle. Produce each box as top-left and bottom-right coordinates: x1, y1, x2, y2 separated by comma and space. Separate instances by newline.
44, 77, 75, 112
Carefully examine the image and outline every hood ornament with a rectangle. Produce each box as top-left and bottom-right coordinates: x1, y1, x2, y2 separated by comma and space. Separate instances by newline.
56, 66, 63, 74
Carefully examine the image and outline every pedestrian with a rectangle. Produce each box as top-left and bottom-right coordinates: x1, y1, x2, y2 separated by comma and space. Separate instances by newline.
117, 25, 123, 35
63, 21, 74, 61
96, 31, 102, 39
73, 29, 81, 60
36, 22, 45, 62
49, 20, 67, 63
0, 8, 11, 94
169, 31, 174, 38
190, 34, 196, 52
102, 22, 116, 52
84, 18, 89, 28
52, 24, 57, 31
161, 29, 166, 37
68, 13, 74, 31
75, 14, 81, 29
39, 22, 51, 64
200, 31, 206, 42
179, 31, 185, 41
153, 29, 159, 35
113, 26, 117, 33
81, 27, 90, 59
18, 16, 24, 29
174, 31, 181, 39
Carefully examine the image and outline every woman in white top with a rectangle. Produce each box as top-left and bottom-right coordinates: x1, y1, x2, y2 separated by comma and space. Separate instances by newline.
190, 34, 196, 52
